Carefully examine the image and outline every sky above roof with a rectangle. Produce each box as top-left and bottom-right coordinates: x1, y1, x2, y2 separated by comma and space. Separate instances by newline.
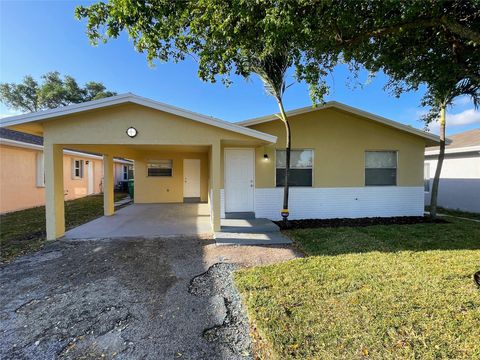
1, 0, 478, 136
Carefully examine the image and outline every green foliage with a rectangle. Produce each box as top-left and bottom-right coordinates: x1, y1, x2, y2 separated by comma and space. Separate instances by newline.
75, 1, 335, 104
0, 71, 117, 112
235, 218, 480, 359
304, 0, 480, 124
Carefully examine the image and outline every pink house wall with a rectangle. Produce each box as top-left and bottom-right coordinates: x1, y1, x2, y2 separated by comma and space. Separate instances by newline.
0, 144, 106, 213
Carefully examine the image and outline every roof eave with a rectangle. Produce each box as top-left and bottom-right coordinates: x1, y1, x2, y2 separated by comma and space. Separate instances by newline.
0, 93, 276, 144
237, 101, 442, 144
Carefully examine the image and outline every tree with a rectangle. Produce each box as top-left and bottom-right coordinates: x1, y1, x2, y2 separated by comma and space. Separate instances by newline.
76, 1, 334, 224
298, 0, 480, 218
0, 71, 117, 112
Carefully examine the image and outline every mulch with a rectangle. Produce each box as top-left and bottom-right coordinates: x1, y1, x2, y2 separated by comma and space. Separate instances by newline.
274, 216, 448, 230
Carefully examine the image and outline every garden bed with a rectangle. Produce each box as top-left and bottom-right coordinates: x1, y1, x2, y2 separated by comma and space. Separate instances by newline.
275, 215, 447, 230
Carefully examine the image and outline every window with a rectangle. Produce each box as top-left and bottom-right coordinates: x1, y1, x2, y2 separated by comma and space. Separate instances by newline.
122, 165, 128, 180
147, 160, 173, 177
424, 163, 430, 192
276, 149, 313, 187
36, 152, 45, 187
365, 151, 397, 186
72, 159, 84, 179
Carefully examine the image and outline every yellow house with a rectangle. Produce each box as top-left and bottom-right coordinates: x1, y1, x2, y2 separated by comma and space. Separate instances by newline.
0, 128, 133, 213
0, 94, 440, 240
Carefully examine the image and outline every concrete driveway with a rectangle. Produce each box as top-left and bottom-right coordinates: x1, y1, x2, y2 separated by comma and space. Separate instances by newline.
0, 236, 299, 359
65, 203, 213, 239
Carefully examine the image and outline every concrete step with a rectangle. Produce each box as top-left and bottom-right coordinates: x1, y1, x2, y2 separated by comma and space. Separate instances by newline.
220, 218, 280, 233
225, 212, 256, 219
214, 231, 292, 246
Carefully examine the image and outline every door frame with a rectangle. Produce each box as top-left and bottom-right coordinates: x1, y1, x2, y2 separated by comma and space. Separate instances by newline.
224, 148, 255, 212
183, 158, 201, 200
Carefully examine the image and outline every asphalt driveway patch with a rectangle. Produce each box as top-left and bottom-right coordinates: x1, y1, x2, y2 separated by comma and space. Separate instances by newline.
0, 237, 252, 360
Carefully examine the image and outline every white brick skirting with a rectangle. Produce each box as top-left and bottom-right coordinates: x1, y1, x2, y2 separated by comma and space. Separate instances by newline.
253, 187, 425, 220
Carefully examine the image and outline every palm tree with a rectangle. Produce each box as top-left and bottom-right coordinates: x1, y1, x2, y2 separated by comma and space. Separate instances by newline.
250, 52, 292, 225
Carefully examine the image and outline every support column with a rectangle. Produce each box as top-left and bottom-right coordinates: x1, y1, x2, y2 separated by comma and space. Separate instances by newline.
210, 141, 221, 231
44, 144, 65, 240
103, 154, 115, 216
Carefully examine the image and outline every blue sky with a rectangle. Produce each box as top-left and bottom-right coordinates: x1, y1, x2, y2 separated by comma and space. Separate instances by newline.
1, 0, 478, 135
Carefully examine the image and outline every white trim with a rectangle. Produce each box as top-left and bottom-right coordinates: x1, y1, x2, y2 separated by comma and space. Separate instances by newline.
0, 138, 132, 164
0, 138, 43, 151
425, 145, 480, 156
0, 93, 277, 143
254, 186, 424, 220
237, 101, 443, 144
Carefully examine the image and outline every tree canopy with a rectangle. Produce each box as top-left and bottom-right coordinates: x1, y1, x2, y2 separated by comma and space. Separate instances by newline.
0, 71, 117, 112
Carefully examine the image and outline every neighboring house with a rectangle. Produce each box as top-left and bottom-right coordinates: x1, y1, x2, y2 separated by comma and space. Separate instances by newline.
0, 128, 133, 213
0, 94, 441, 240
424, 128, 480, 213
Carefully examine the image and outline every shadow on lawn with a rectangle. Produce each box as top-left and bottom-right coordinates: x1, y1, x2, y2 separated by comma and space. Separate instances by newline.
283, 217, 480, 256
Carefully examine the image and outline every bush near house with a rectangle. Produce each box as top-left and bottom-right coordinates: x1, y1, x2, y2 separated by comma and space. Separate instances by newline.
0, 193, 128, 261
235, 218, 480, 359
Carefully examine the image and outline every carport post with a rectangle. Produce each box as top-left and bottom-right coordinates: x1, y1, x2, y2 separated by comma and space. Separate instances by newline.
211, 141, 221, 231
103, 154, 115, 216
44, 144, 65, 240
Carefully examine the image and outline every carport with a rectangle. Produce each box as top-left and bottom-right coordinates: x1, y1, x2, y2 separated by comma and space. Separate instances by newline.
65, 203, 212, 238
1, 94, 276, 240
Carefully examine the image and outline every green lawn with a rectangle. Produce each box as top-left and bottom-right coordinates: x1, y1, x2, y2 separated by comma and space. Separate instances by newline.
235, 218, 480, 359
0, 193, 128, 261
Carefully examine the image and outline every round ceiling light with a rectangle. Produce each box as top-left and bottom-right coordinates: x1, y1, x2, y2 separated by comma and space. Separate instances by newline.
126, 127, 137, 138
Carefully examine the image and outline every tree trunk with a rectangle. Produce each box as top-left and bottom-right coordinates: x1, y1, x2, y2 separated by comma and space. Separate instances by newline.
429, 103, 446, 218
276, 97, 291, 225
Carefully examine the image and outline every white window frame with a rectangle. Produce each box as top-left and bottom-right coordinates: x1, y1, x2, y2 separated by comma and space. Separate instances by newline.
147, 160, 173, 177
36, 152, 45, 187
424, 163, 430, 192
72, 159, 84, 180
122, 165, 128, 181
364, 150, 398, 186
275, 149, 314, 187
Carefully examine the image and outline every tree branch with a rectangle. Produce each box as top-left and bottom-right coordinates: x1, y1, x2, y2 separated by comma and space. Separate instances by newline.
336, 17, 480, 46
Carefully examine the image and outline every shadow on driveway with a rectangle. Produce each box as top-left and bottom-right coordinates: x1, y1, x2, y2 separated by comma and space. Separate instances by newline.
0, 236, 257, 359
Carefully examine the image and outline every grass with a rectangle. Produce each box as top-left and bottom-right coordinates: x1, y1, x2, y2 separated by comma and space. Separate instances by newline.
426, 206, 480, 221
235, 218, 480, 359
0, 192, 128, 261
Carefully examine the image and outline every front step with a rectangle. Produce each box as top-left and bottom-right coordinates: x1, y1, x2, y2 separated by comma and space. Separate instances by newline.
214, 231, 292, 246
220, 218, 280, 233
225, 212, 256, 219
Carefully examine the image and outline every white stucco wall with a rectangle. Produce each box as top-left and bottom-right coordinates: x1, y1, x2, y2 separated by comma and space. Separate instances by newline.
424, 152, 480, 213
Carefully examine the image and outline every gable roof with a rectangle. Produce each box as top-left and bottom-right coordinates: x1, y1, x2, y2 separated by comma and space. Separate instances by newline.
0, 93, 277, 143
0, 128, 43, 145
426, 128, 480, 155
237, 101, 442, 144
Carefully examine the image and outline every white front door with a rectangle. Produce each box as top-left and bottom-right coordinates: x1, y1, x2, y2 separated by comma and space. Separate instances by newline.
183, 159, 201, 198
87, 161, 94, 195
224, 149, 254, 212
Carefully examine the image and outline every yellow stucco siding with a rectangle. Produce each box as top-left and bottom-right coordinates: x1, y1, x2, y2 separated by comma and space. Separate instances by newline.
134, 151, 209, 203
248, 108, 426, 188
42, 103, 256, 147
